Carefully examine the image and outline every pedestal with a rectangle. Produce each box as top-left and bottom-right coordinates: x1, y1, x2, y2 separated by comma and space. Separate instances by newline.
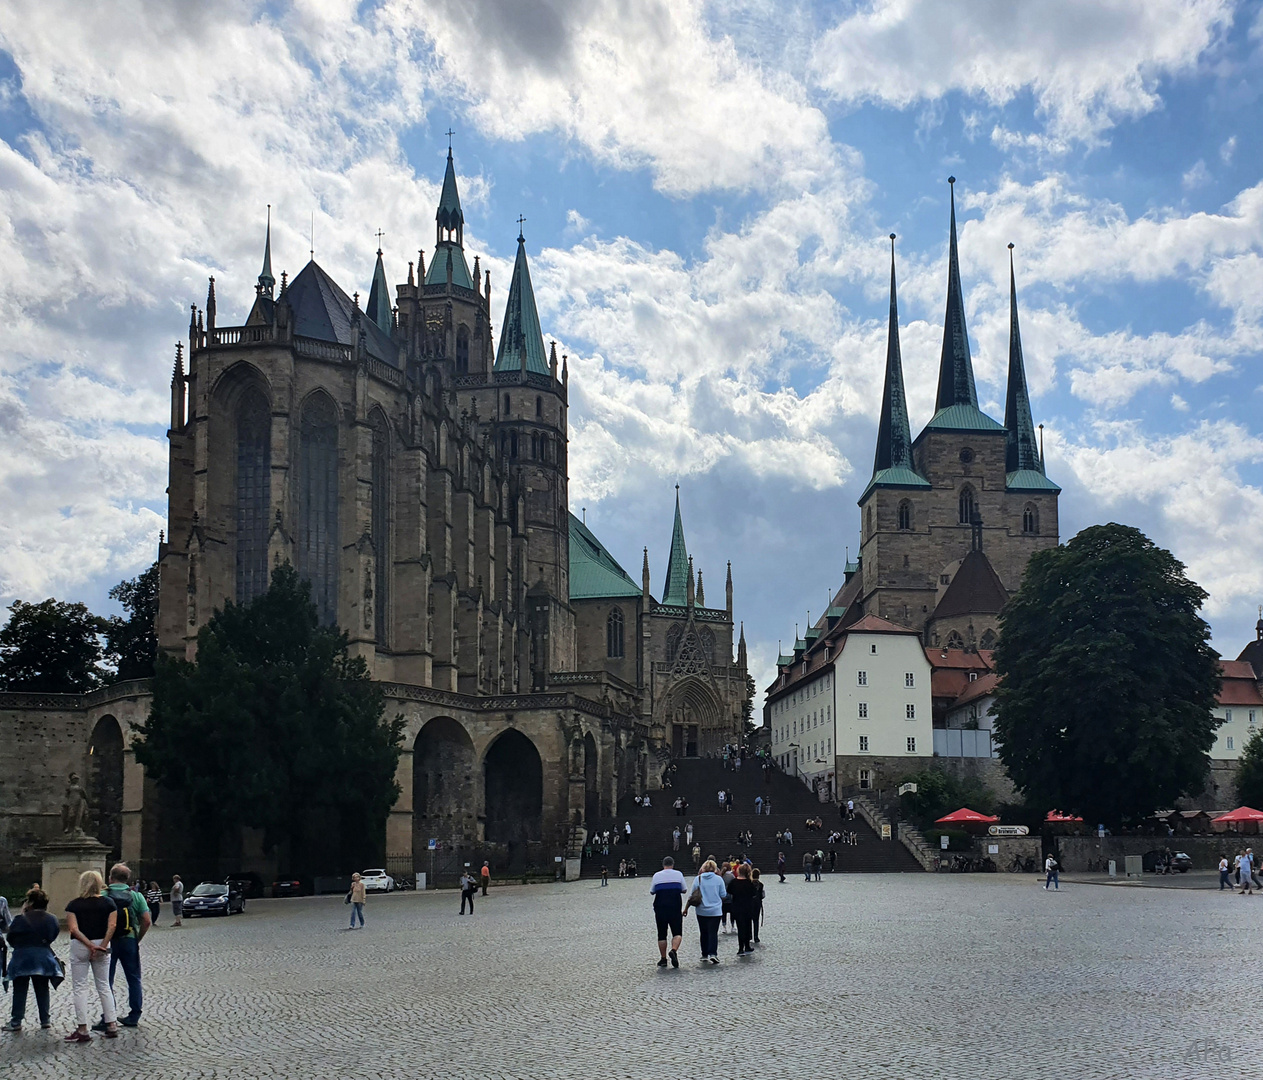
41, 836, 111, 919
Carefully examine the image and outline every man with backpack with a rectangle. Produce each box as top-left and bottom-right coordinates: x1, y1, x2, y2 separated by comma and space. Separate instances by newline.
94, 863, 151, 1029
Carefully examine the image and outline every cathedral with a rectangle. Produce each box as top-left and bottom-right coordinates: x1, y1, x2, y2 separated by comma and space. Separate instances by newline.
0, 148, 748, 878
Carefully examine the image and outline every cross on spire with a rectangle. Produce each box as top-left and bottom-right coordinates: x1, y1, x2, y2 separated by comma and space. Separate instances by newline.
375, 228, 385, 253
517, 214, 526, 240
445, 127, 455, 150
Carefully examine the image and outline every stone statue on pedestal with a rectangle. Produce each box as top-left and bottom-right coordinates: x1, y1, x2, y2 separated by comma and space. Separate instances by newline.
61, 772, 90, 838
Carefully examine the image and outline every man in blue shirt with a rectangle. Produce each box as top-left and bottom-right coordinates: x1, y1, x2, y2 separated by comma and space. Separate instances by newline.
650, 857, 687, 968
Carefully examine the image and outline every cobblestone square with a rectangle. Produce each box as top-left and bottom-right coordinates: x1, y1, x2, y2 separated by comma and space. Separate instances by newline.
3, 874, 1256, 1079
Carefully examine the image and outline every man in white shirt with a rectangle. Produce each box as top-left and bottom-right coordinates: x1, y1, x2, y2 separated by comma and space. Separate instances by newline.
1044, 854, 1059, 890
717, 790, 726, 811
650, 858, 687, 968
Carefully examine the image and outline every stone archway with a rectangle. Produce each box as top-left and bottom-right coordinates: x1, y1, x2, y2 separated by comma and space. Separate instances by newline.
412, 717, 476, 860
484, 729, 543, 845
87, 716, 124, 863
667, 677, 724, 757
583, 732, 599, 825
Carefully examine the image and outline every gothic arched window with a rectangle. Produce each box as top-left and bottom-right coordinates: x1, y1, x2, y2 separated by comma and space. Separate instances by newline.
503, 393, 511, 415
535, 395, 542, 418
866, 505, 873, 537
980, 628, 998, 650
234, 388, 271, 605
898, 500, 912, 531
959, 485, 976, 525
606, 607, 625, 659
370, 409, 390, 645
455, 326, 470, 374
510, 431, 518, 459
1023, 503, 1038, 535
298, 393, 340, 626
946, 630, 964, 650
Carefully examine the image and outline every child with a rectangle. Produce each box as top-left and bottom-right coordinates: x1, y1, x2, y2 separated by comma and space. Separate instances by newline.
600, 866, 609, 887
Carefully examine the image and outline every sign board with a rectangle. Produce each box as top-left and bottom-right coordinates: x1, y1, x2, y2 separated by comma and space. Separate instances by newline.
940, 834, 949, 850
428, 838, 438, 850
988, 844, 999, 855
1098, 824, 1105, 838
898, 782, 918, 796
988, 825, 1029, 837
415, 872, 427, 891
880, 824, 891, 840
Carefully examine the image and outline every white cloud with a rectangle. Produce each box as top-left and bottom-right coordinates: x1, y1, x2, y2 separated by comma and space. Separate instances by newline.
1221, 134, 1239, 163
1183, 159, 1212, 189
811, 0, 1234, 146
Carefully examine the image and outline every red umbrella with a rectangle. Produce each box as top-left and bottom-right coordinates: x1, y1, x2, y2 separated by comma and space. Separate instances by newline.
1213, 806, 1263, 823
1044, 810, 1084, 822
935, 807, 1001, 824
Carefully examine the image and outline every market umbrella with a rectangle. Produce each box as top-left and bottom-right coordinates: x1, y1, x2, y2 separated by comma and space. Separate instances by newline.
935, 807, 1001, 824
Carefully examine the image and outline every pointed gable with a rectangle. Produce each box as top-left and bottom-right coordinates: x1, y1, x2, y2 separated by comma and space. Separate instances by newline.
437, 147, 464, 235
493, 233, 549, 375
661, 488, 690, 606
284, 260, 399, 366
932, 549, 1009, 621
569, 513, 642, 599
365, 249, 392, 335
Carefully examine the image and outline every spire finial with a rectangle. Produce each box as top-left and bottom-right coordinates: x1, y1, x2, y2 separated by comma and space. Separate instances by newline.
1004, 245, 1042, 475
517, 214, 526, 241
446, 127, 455, 152
375, 228, 385, 255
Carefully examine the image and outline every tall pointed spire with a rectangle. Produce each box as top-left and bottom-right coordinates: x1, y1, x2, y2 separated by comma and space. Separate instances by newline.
662, 485, 690, 606
424, 148, 474, 289
258, 205, 275, 296
366, 245, 392, 335
493, 231, 549, 375
935, 177, 979, 412
863, 235, 929, 501
1004, 244, 1040, 475
436, 144, 464, 246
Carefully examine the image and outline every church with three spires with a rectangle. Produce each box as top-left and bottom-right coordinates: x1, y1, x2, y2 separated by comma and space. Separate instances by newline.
0, 145, 748, 879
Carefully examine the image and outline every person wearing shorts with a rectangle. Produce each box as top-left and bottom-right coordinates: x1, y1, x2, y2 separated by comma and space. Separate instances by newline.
169, 876, 183, 927
649, 857, 686, 969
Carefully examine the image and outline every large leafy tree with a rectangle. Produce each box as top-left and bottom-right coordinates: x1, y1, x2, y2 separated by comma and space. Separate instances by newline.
0, 598, 108, 693
1237, 731, 1263, 809
135, 564, 404, 875
993, 523, 1220, 825
106, 562, 160, 681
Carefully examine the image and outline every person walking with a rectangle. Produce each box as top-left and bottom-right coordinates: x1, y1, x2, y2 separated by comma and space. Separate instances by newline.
812, 851, 823, 881
846, 798, 855, 820
717, 789, 726, 813
650, 857, 687, 969
480, 862, 490, 897
64, 870, 118, 1043
802, 851, 813, 881
672, 827, 681, 852
685, 821, 694, 846
754, 795, 763, 816
1219, 855, 1232, 890
624, 821, 632, 844
145, 882, 162, 925
98, 863, 150, 1029
169, 876, 184, 928
459, 870, 477, 913
777, 851, 786, 883
601, 866, 609, 887
725, 789, 734, 814
751, 868, 765, 945
6, 887, 62, 1031
728, 863, 758, 956
1044, 854, 1060, 891
764, 797, 772, 816
1239, 850, 1254, 895
346, 873, 367, 928
691, 843, 702, 870
720, 862, 736, 935
686, 860, 728, 964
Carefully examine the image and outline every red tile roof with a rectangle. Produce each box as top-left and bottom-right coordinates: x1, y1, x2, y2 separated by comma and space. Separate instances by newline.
952, 672, 998, 707
1218, 661, 1263, 707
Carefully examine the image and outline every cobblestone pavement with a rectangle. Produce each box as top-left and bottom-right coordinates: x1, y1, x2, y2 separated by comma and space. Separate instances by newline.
3, 873, 1257, 1079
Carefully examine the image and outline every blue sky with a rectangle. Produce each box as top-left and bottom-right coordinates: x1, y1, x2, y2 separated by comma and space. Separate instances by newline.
0, 0, 1261, 698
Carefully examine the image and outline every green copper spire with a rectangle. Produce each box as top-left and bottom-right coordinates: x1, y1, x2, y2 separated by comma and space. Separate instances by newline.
662, 486, 690, 606
1004, 245, 1039, 474
935, 177, 979, 412
436, 145, 464, 244
365, 246, 392, 335
258, 205, 275, 296
493, 230, 550, 375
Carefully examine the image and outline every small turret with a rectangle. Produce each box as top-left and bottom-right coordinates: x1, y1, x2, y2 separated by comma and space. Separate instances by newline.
696, 569, 705, 607
686, 555, 695, 608
257, 205, 275, 298
642, 547, 651, 603
738, 622, 747, 668
726, 561, 733, 617
170, 343, 185, 430
206, 277, 216, 334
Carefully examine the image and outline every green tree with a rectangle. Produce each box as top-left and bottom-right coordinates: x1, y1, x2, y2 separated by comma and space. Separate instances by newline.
106, 562, 159, 681
0, 598, 108, 693
895, 769, 995, 829
1237, 730, 1263, 809
134, 564, 404, 875
993, 523, 1221, 825
742, 673, 757, 740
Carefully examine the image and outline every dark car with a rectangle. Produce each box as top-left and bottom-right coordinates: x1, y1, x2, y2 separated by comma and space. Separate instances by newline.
224, 872, 265, 899
182, 881, 245, 917
272, 878, 304, 898
1142, 850, 1193, 874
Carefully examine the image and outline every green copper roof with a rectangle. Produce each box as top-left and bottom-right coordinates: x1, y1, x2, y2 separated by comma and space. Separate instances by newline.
568, 512, 642, 599
826, 606, 847, 620
860, 465, 932, 503
365, 249, 392, 334
921, 403, 1005, 435
793, 639, 807, 652
777, 654, 796, 666
935, 177, 980, 413
844, 559, 860, 575
425, 242, 475, 290
661, 489, 690, 606
1006, 469, 1061, 493
436, 148, 464, 234
494, 235, 550, 375
804, 627, 821, 640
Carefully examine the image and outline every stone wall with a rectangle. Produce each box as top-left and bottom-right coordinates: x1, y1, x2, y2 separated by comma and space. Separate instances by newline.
1056, 835, 1239, 872
927, 755, 1018, 804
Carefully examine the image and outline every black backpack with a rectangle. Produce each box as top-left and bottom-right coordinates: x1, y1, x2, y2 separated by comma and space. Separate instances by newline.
110, 891, 134, 936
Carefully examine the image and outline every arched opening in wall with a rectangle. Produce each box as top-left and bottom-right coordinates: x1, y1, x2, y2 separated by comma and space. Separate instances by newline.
235, 387, 271, 604
484, 729, 543, 845
958, 485, 976, 525
298, 392, 340, 625
980, 628, 998, 650
369, 409, 390, 645
455, 326, 470, 374
535, 396, 542, 418
945, 630, 965, 650
1023, 503, 1038, 534
413, 718, 476, 858
510, 432, 518, 459
669, 678, 721, 758
87, 716, 124, 863
503, 393, 510, 414
898, 500, 912, 531
606, 607, 625, 658
866, 505, 873, 537
530, 433, 538, 459
583, 732, 599, 824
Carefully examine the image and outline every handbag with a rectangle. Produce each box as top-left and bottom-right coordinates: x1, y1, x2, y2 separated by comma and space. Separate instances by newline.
686, 881, 702, 910
344, 891, 352, 904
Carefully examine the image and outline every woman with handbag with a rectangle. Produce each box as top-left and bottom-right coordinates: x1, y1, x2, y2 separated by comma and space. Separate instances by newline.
5, 887, 63, 1031
686, 860, 728, 964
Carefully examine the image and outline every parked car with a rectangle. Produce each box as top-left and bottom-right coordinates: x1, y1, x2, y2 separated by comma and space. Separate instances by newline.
1169, 851, 1193, 873
182, 881, 246, 917
224, 872, 265, 899
359, 868, 395, 893
1142, 850, 1193, 874
272, 878, 304, 898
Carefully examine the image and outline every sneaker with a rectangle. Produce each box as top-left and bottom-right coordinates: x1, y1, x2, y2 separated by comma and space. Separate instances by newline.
5, 1020, 20, 1031
657, 957, 668, 967
40, 1023, 51, 1030
102, 1027, 119, 1039
669, 949, 679, 968
119, 1017, 140, 1028
90, 1021, 109, 1033
708, 955, 720, 964
65, 1031, 92, 1043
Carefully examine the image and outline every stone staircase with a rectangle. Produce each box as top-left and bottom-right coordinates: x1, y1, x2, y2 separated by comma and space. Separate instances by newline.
582, 757, 923, 877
